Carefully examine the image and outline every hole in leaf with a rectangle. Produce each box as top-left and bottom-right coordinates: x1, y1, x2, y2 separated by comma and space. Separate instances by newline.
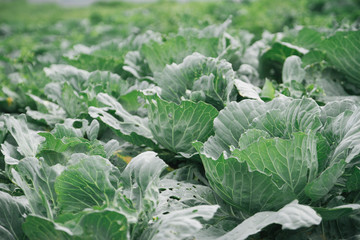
169, 196, 180, 201
73, 121, 83, 129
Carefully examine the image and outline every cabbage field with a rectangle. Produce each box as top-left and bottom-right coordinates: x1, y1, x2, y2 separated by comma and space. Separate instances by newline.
1, 0, 360, 239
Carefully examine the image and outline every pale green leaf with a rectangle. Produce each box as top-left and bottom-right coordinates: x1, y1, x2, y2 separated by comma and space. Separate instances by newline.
232, 132, 318, 199
0, 191, 29, 240
55, 155, 116, 213
89, 93, 156, 148
142, 205, 218, 240
23, 216, 73, 240
122, 151, 167, 214
305, 160, 346, 202
282, 55, 305, 83
154, 53, 236, 109
194, 142, 294, 215
320, 31, 360, 88
146, 94, 218, 157
218, 200, 321, 240
4, 114, 42, 158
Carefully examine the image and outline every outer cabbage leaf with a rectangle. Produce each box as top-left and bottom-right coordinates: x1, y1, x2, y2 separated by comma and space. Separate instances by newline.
55, 155, 118, 213
44, 82, 88, 118
347, 166, 360, 192
141, 36, 220, 73
121, 151, 167, 216
45, 64, 129, 99
120, 151, 167, 239
305, 160, 346, 202
145, 94, 218, 157
44, 64, 90, 92
141, 205, 218, 240
154, 53, 237, 110
314, 204, 360, 221
210, 99, 266, 155
320, 31, 360, 89
89, 93, 156, 148
3, 114, 42, 159
0, 191, 29, 240
26, 94, 66, 126
11, 157, 63, 218
194, 142, 293, 215
282, 55, 305, 84
218, 200, 321, 240
23, 216, 72, 240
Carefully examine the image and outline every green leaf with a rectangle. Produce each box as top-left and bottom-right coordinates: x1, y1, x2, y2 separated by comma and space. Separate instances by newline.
314, 204, 360, 221
55, 155, 116, 213
347, 166, 360, 192
260, 79, 275, 100
237, 129, 270, 150
0, 119, 6, 144
178, 18, 231, 39
76, 209, 128, 240
16, 157, 63, 217
142, 205, 219, 240
44, 82, 88, 118
52, 119, 88, 139
232, 132, 318, 199
26, 94, 66, 126
123, 51, 152, 79
157, 179, 216, 214
87, 70, 128, 98
194, 141, 293, 215
305, 160, 346, 202
11, 158, 62, 219
218, 200, 321, 240
211, 100, 266, 155
302, 50, 326, 67
233, 79, 262, 101
142, 36, 219, 73
320, 99, 357, 124
252, 98, 322, 138
153, 53, 236, 109
0, 191, 29, 240
145, 94, 218, 157
1, 141, 23, 165
89, 93, 157, 148
282, 55, 305, 83
86, 120, 99, 141
322, 107, 360, 165
320, 31, 360, 88
4, 114, 42, 159
120, 151, 167, 239
61, 83, 88, 118
64, 51, 125, 76
260, 42, 305, 80
121, 151, 167, 214
23, 216, 72, 240
37, 132, 107, 165
44, 64, 89, 91
291, 27, 323, 49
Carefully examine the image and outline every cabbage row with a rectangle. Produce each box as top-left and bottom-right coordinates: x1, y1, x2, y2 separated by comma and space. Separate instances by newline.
1, 5, 360, 240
